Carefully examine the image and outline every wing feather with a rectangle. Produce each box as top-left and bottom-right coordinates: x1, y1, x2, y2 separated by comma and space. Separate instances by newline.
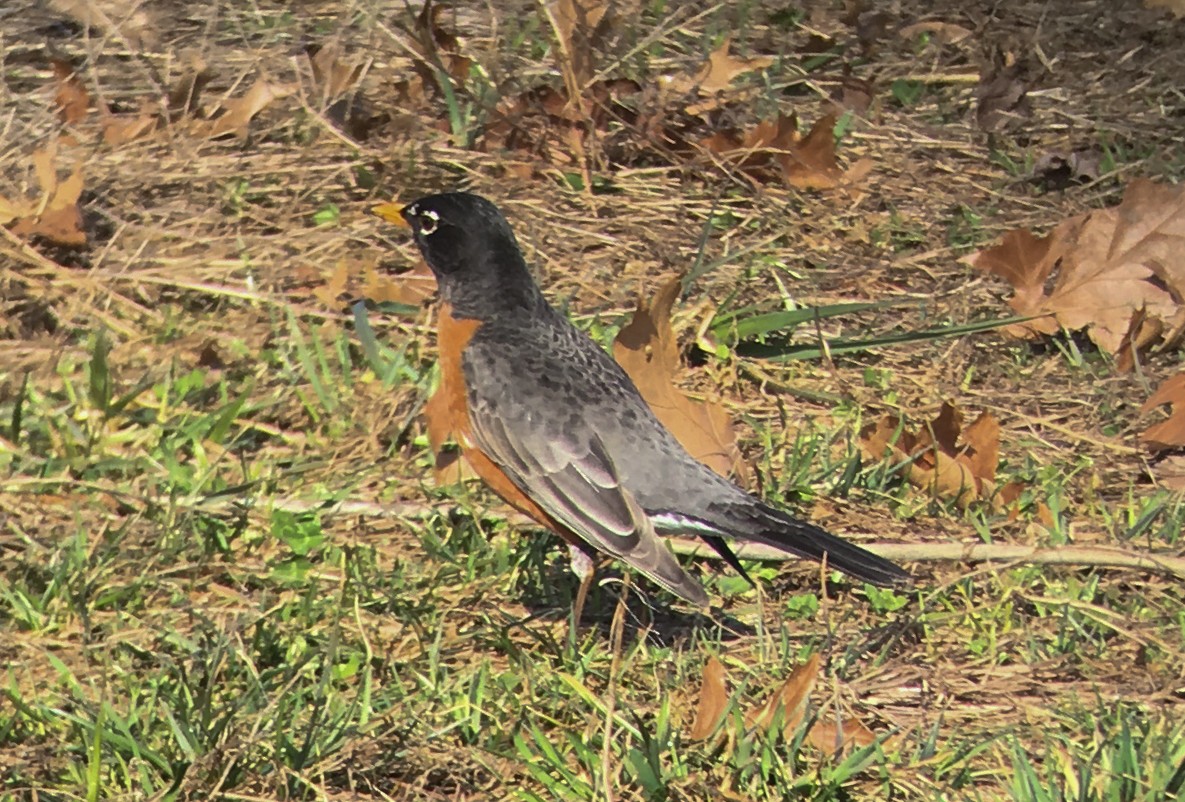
465, 362, 707, 606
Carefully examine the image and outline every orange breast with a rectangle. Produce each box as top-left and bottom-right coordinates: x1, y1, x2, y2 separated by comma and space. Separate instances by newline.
437, 304, 579, 545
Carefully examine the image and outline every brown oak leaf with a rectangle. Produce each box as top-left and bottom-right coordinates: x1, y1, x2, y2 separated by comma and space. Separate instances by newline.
861, 403, 1000, 507
613, 276, 748, 482
968, 179, 1185, 356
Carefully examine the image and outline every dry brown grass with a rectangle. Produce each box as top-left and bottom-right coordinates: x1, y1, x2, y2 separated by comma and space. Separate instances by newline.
2, 0, 1185, 799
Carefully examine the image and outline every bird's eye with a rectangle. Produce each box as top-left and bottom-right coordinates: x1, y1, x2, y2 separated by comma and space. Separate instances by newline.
419, 209, 440, 235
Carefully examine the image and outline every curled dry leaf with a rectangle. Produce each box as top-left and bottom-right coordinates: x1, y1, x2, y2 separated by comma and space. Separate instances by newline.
808, 714, 878, 753
312, 260, 351, 308
1140, 373, 1185, 489
746, 653, 818, 734
307, 44, 366, 101
688, 655, 729, 740
1140, 373, 1185, 451
204, 80, 292, 138
613, 275, 748, 483
167, 59, 211, 117
700, 112, 868, 191
783, 112, 846, 190
898, 20, 974, 44
2, 143, 87, 246
975, 50, 1031, 133
860, 402, 1000, 507
968, 179, 1185, 357
51, 58, 90, 124
1114, 307, 1167, 373
88, 59, 205, 145
1144, 0, 1185, 17
406, 0, 473, 96
483, 78, 643, 165
666, 35, 774, 101
548, 0, 614, 89
47, 0, 161, 50
690, 653, 879, 752
102, 110, 160, 146
362, 260, 437, 307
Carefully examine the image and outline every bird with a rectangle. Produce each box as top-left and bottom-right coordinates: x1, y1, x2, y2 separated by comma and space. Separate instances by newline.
372, 191, 910, 613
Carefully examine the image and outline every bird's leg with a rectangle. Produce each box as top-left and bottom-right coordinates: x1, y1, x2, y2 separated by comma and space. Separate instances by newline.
568, 543, 595, 635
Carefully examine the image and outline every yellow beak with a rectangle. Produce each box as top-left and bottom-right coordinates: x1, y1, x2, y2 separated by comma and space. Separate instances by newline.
372, 201, 408, 227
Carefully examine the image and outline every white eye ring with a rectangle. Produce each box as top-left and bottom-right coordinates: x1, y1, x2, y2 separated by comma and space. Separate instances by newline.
419, 209, 440, 235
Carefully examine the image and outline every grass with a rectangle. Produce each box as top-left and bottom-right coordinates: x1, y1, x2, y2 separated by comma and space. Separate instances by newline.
3, 0, 1185, 799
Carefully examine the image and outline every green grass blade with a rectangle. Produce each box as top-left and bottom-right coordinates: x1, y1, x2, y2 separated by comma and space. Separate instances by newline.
712, 299, 898, 343
286, 308, 336, 414
745, 315, 1032, 362
352, 301, 384, 373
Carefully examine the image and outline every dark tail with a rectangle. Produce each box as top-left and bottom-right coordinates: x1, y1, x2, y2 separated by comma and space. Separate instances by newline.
726, 502, 911, 588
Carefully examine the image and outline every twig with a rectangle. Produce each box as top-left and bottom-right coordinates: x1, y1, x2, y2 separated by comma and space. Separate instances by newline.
6, 483, 1181, 579
669, 538, 1185, 580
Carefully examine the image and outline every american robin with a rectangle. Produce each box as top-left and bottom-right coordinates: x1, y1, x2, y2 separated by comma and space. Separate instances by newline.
373, 192, 910, 610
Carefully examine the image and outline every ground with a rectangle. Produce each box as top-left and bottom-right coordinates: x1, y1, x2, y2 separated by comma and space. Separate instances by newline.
2, 1, 1184, 800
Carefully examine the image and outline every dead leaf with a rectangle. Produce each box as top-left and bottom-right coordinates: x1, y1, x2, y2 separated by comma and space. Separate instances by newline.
689, 656, 729, 740
548, 0, 614, 90
204, 80, 292, 138
613, 276, 748, 482
965, 227, 1065, 339
962, 412, 1000, 490
47, 0, 160, 50
406, 0, 473, 97
831, 67, 874, 114
1115, 308, 1165, 373
898, 21, 973, 44
665, 35, 773, 101
166, 60, 211, 118
690, 654, 883, 755
998, 481, 1054, 526
699, 113, 796, 177
783, 112, 844, 190
1141, 373, 1185, 451
51, 58, 90, 124
5, 143, 87, 246
743, 654, 874, 752
699, 113, 867, 191
304, 44, 383, 140
483, 76, 644, 167
99, 64, 208, 146
1144, 454, 1185, 490
1144, 0, 1185, 17
860, 403, 1000, 506
362, 261, 437, 306
746, 654, 818, 734
976, 50, 1030, 132
1031, 149, 1102, 190
308, 44, 365, 101
1141, 373, 1185, 488
968, 179, 1185, 356
808, 716, 878, 752
313, 260, 351, 307
101, 109, 160, 145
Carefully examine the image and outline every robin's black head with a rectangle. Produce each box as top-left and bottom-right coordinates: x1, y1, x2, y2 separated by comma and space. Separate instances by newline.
396, 192, 542, 320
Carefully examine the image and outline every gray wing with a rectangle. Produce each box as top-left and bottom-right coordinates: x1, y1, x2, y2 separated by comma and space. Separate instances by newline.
463, 335, 708, 607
